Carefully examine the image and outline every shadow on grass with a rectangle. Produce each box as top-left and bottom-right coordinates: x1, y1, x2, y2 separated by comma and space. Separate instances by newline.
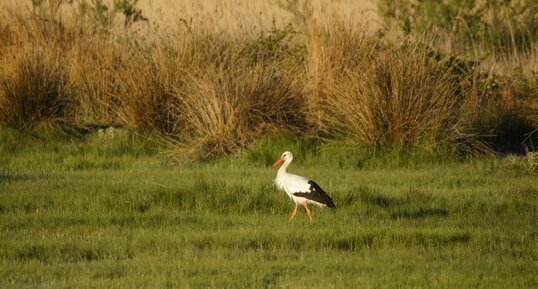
0, 172, 46, 184
390, 208, 449, 219
6, 243, 134, 263
358, 189, 406, 209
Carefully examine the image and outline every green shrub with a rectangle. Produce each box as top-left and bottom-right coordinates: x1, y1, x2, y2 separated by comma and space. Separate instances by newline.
378, 0, 538, 53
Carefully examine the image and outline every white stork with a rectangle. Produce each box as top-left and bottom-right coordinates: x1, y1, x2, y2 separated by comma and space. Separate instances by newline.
272, 151, 335, 222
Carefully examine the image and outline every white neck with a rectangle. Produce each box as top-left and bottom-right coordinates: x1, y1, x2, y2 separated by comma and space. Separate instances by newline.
277, 159, 292, 177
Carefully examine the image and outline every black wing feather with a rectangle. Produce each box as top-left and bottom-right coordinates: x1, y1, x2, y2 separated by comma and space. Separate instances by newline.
292, 180, 336, 208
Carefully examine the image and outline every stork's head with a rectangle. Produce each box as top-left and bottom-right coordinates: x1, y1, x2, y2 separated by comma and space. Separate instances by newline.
271, 151, 293, 168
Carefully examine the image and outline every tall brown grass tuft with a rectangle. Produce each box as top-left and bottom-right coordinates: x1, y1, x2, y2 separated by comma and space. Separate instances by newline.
65, 36, 123, 126
305, 19, 477, 150
322, 42, 465, 149
305, 20, 377, 130
113, 47, 180, 134
0, 46, 70, 127
174, 56, 306, 159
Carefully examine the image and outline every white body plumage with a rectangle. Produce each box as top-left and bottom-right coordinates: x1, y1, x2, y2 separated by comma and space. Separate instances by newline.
275, 168, 323, 206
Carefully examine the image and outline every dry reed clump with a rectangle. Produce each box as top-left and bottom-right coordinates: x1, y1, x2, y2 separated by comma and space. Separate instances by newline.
156, 27, 308, 159
65, 35, 124, 126
305, 20, 378, 130
0, 7, 79, 128
326, 43, 465, 149
112, 47, 180, 134
305, 19, 474, 150
174, 57, 307, 159
0, 45, 70, 128
306, 15, 536, 153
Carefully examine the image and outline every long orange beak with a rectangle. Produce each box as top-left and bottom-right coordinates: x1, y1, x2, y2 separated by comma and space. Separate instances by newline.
271, 158, 284, 169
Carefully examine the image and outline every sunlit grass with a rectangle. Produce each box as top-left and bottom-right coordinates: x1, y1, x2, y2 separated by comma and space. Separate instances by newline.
0, 132, 537, 288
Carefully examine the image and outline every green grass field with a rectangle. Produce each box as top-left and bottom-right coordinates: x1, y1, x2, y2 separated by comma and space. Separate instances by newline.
1, 131, 537, 289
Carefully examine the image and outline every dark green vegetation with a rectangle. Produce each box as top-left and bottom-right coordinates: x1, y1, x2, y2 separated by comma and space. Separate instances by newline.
379, 0, 538, 53
1, 131, 537, 288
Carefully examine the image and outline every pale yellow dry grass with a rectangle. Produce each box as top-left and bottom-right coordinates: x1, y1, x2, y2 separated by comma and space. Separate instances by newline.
1, 0, 379, 34
139, 0, 379, 32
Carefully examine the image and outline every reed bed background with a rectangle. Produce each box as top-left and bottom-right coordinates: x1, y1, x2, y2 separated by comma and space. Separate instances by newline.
0, 0, 536, 159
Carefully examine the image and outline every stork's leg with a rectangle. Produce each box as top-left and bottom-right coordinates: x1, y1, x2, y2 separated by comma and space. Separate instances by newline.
303, 204, 314, 221
288, 204, 298, 222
